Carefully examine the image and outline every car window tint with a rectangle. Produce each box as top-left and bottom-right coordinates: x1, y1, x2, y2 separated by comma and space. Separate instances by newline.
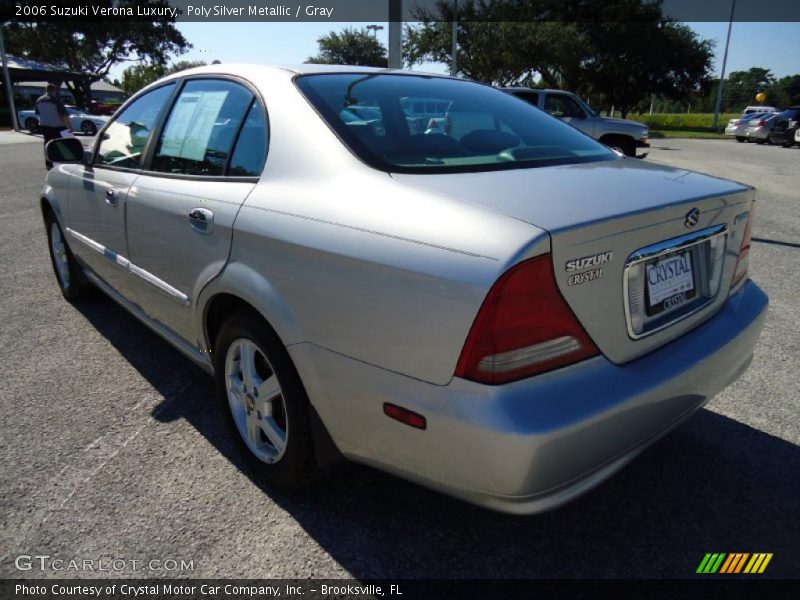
545, 95, 585, 119
228, 101, 268, 177
296, 74, 614, 173
95, 83, 175, 169
151, 79, 253, 176
515, 91, 539, 107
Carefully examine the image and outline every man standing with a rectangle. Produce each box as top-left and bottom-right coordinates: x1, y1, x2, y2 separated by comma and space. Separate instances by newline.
35, 83, 72, 169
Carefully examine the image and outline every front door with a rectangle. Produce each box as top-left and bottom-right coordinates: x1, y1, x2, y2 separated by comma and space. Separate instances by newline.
544, 93, 594, 137
67, 83, 177, 292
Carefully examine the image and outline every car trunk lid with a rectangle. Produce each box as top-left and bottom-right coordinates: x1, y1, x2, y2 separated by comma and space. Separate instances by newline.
392, 159, 754, 364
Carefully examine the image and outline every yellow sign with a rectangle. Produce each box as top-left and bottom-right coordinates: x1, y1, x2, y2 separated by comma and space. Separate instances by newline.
756, 92, 767, 103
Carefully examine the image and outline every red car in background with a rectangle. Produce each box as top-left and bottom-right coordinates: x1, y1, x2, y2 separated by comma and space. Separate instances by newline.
86, 100, 119, 116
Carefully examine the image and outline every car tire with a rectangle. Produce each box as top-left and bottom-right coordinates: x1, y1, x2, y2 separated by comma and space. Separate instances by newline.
44, 209, 90, 302
80, 121, 97, 136
781, 140, 793, 148
736, 136, 745, 142
756, 140, 766, 145
25, 117, 39, 133
604, 136, 636, 157
213, 311, 317, 488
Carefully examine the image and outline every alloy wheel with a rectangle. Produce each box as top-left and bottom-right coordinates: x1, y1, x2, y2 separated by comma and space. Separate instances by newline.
224, 338, 288, 463
50, 221, 71, 289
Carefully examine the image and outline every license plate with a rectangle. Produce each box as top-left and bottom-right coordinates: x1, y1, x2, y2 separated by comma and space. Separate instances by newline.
646, 251, 695, 315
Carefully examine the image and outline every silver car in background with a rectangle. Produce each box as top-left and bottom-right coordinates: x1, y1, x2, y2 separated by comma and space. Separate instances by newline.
745, 113, 779, 144
41, 64, 767, 514
725, 112, 769, 142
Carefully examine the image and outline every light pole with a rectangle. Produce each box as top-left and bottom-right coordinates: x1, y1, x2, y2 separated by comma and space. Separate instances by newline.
388, 0, 402, 69
0, 22, 19, 131
451, 0, 458, 76
713, 0, 736, 131
366, 24, 384, 38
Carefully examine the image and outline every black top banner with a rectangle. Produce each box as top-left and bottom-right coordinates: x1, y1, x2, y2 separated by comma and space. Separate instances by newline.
2, 0, 800, 23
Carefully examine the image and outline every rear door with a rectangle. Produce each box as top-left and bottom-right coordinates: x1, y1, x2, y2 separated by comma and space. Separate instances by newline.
123, 78, 268, 343
67, 83, 176, 292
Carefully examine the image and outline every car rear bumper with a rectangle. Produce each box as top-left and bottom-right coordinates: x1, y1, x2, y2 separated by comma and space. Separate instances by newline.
292, 280, 768, 514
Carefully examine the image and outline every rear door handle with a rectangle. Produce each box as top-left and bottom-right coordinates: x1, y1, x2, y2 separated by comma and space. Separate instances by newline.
105, 188, 118, 206
188, 207, 214, 234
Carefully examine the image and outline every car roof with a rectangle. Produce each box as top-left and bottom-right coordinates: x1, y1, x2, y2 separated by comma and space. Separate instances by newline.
502, 87, 571, 94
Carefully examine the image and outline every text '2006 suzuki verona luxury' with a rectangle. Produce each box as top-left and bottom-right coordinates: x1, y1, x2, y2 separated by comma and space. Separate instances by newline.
42, 65, 767, 514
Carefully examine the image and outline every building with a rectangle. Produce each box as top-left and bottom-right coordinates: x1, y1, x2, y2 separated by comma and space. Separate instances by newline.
13, 80, 127, 107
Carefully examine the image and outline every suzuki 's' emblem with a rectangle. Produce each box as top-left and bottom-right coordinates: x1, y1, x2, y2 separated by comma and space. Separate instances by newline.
685, 207, 700, 228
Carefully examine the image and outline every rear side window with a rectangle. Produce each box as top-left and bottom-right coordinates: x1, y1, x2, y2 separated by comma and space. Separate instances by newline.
513, 91, 539, 107
95, 83, 175, 169
296, 74, 614, 174
228, 101, 268, 177
151, 79, 253, 176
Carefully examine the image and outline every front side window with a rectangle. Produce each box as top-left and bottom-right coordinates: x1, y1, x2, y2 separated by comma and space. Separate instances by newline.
544, 94, 586, 119
151, 79, 254, 176
95, 83, 175, 169
296, 74, 614, 174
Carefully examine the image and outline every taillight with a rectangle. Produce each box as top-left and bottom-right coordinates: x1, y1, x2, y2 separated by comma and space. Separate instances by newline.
757, 120, 766, 127
731, 204, 755, 288
454, 255, 599, 385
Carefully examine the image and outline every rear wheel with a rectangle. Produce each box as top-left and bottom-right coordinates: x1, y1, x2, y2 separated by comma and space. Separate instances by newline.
736, 136, 746, 142
25, 117, 39, 133
214, 312, 316, 487
44, 210, 89, 301
756, 139, 766, 145
80, 121, 97, 136
781, 139, 794, 148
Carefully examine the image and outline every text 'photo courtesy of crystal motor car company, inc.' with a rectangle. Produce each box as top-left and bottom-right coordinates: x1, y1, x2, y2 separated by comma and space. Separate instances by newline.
41, 63, 767, 514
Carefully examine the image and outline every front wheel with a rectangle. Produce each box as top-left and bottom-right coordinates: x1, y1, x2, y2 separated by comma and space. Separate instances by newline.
214, 312, 317, 488
25, 117, 39, 133
44, 210, 89, 301
736, 136, 746, 143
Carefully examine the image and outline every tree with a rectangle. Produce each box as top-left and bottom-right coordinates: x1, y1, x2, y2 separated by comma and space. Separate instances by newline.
4, 0, 189, 106
121, 60, 207, 94
406, 0, 714, 117
306, 27, 388, 67
724, 68, 777, 109
772, 74, 800, 108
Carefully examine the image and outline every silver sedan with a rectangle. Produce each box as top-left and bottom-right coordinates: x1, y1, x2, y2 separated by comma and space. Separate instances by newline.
40, 64, 767, 514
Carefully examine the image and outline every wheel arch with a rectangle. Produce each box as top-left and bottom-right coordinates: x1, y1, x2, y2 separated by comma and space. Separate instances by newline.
198, 263, 306, 357
200, 278, 344, 468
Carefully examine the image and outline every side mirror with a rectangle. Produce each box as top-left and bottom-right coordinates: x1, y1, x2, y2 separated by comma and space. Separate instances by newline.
45, 137, 86, 164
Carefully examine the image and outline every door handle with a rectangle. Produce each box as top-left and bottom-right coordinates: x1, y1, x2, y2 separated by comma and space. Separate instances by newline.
105, 188, 118, 206
188, 207, 214, 234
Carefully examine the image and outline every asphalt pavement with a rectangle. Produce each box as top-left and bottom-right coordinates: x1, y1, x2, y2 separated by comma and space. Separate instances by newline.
0, 136, 797, 579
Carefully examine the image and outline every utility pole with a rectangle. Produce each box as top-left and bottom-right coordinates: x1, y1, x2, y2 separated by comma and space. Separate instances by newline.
0, 23, 19, 131
388, 0, 402, 69
451, 0, 458, 76
713, 0, 736, 131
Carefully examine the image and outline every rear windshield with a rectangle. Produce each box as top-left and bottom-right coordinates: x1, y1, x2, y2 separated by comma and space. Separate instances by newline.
295, 73, 616, 174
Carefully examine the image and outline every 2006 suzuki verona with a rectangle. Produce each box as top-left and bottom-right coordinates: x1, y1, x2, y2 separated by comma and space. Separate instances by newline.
42, 65, 767, 514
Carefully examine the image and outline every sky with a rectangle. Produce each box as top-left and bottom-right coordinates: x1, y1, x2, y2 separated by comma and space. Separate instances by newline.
108, 21, 800, 83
